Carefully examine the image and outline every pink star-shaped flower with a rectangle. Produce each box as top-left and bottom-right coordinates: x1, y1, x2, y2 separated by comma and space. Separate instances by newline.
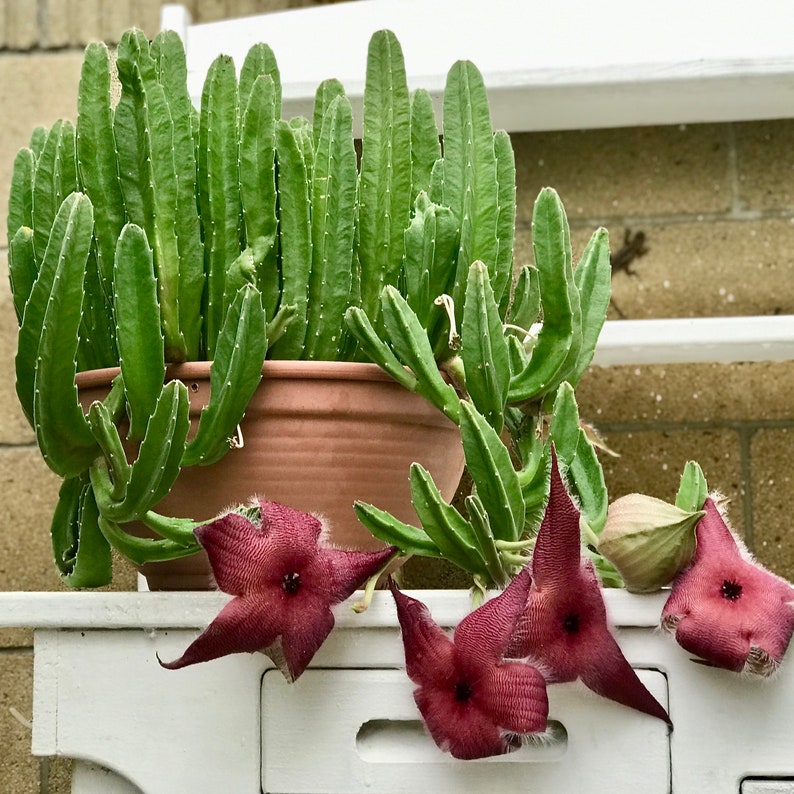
662, 497, 794, 676
160, 500, 396, 681
391, 569, 548, 760
507, 451, 670, 724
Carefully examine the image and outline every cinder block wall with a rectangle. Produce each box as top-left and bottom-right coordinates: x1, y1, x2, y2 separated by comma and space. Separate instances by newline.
1, 2, 793, 791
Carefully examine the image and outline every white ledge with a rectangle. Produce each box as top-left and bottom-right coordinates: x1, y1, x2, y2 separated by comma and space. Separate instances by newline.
593, 315, 794, 366
163, 0, 794, 133
0, 588, 667, 629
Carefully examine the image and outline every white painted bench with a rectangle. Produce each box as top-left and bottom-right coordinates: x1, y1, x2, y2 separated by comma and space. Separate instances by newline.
4, 589, 793, 793
6, 3, 794, 792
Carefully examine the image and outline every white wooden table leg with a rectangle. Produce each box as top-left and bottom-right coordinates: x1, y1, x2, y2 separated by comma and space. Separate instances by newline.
31, 628, 266, 794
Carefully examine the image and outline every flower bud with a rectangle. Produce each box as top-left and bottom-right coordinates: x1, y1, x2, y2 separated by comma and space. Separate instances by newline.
597, 494, 703, 593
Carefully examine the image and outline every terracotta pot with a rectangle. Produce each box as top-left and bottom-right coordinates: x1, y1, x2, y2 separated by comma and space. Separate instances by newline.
76, 361, 465, 590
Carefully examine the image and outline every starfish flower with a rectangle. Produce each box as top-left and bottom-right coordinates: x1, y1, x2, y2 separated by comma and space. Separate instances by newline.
160, 499, 396, 681
391, 569, 548, 760
507, 451, 670, 724
661, 497, 794, 676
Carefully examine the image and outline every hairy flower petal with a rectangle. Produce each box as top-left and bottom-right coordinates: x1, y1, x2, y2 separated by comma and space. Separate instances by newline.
454, 568, 532, 675
391, 577, 548, 760
390, 580, 456, 687
662, 498, 794, 675
414, 687, 508, 760
579, 632, 670, 723
161, 499, 396, 680
476, 663, 548, 734
158, 596, 278, 669
509, 449, 670, 724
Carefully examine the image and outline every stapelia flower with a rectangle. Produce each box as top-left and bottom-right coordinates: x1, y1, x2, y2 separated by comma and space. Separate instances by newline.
508, 452, 670, 724
159, 499, 396, 681
391, 570, 548, 760
661, 497, 794, 676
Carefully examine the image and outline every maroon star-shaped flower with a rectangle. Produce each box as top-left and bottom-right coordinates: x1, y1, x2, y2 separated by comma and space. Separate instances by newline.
662, 497, 794, 676
507, 451, 670, 724
391, 569, 548, 760
159, 499, 397, 681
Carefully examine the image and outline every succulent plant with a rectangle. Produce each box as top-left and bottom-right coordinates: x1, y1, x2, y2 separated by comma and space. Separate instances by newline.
9, 26, 614, 590
349, 185, 617, 591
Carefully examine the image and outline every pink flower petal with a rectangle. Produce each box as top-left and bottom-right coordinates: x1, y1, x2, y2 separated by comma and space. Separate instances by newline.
392, 579, 550, 760
323, 545, 397, 603
164, 500, 398, 678
276, 602, 337, 681
195, 512, 272, 595
509, 452, 671, 724
579, 632, 671, 724
476, 662, 548, 734
662, 498, 794, 675
454, 568, 532, 675
531, 448, 582, 586
391, 580, 456, 688
158, 596, 280, 669
414, 686, 511, 760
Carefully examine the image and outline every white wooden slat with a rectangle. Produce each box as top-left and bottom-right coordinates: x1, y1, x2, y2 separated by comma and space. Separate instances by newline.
164, 0, 794, 134
262, 668, 670, 794
158, 3, 191, 41
0, 588, 668, 630
593, 315, 794, 366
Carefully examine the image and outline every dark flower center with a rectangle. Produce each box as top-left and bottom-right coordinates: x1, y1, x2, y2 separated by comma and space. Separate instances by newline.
562, 612, 580, 634
454, 681, 473, 702
281, 572, 302, 595
720, 579, 742, 600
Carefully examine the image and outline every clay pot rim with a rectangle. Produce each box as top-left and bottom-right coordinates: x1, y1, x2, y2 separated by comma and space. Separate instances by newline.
75, 359, 409, 389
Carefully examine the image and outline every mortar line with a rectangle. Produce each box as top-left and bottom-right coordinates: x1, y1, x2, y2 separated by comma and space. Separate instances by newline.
590, 418, 794, 434
725, 122, 744, 217
0, 645, 34, 655
738, 425, 756, 548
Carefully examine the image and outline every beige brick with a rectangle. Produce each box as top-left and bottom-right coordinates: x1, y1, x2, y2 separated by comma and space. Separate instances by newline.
70, 0, 103, 46
133, 0, 167, 39
0, 448, 63, 593
577, 360, 794, 426
734, 119, 794, 212
0, 252, 36, 445
42, 0, 71, 48
516, 217, 794, 320
750, 428, 794, 581
99, 0, 136, 43
0, 52, 85, 227
194, 0, 229, 23
45, 756, 73, 794
597, 428, 745, 534
6, 1, 38, 50
0, 653, 37, 794
0, 3, 7, 49
231, 0, 269, 16
512, 123, 731, 225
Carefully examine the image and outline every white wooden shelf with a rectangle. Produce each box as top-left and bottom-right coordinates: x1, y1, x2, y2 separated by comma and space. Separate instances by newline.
161, 0, 794, 135
593, 315, 794, 366
2, 589, 793, 793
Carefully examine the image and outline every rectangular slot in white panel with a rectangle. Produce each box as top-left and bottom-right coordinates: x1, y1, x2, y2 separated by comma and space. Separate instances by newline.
262, 667, 670, 794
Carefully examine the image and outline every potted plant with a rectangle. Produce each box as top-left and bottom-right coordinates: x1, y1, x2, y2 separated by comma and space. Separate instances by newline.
7, 25, 794, 786
8, 26, 562, 589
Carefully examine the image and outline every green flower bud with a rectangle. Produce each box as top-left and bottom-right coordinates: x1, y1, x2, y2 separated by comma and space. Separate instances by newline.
597, 494, 704, 593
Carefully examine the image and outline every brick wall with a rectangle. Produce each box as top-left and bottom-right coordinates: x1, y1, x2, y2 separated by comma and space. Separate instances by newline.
1, 2, 793, 791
